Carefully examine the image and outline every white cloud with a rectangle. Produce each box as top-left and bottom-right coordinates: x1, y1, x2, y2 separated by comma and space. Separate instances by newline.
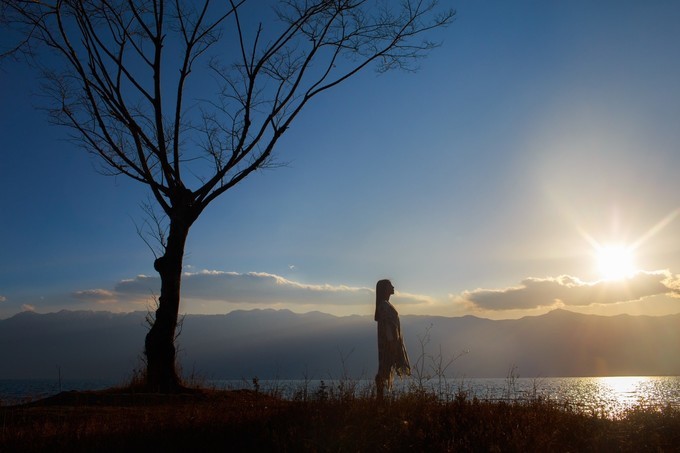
72, 289, 117, 304
0, 295, 6, 303
21, 304, 35, 312
113, 270, 429, 307
460, 271, 680, 311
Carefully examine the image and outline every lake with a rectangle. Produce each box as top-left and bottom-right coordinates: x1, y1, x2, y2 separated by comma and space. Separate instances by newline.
2, 376, 679, 416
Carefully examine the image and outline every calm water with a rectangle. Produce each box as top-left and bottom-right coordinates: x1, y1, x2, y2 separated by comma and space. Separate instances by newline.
2, 376, 679, 416
0, 378, 118, 405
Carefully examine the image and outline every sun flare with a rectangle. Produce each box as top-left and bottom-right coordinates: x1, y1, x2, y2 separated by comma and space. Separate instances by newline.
596, 245, 636, 281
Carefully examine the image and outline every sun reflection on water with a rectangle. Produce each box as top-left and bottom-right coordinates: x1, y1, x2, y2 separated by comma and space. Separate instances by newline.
453, 376, 680, 417
595, 376, 651, 412
543, 376, 679, 416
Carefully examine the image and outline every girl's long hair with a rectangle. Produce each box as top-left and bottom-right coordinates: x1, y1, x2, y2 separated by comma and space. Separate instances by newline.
374, 279, 392, 321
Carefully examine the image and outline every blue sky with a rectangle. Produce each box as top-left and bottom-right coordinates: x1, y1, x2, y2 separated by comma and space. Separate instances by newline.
2, 1, 680, 319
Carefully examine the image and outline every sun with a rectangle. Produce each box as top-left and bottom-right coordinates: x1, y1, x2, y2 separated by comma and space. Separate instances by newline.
596, 244, 636, 281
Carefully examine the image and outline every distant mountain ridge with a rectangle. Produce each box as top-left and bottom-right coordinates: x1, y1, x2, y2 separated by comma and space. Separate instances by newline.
1, 309, 678, 380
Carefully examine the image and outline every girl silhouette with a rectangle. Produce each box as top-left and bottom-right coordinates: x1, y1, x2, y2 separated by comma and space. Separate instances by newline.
374, 279, 410, 399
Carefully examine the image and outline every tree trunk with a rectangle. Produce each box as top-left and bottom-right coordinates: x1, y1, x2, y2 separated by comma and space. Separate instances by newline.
144, 216, 190, 392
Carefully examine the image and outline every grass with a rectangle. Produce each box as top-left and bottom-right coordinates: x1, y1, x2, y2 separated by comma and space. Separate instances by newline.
2, 381, 679, 452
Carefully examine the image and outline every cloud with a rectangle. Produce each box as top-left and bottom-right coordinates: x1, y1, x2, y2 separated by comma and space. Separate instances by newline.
460, 271, 680, 311
72, 289, 117, 304
21, 304, 35, 312
112, 270, 430, 307
0, 295, 6, 303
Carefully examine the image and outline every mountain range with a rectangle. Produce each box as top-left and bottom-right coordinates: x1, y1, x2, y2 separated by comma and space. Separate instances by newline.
1, 309, 678, 381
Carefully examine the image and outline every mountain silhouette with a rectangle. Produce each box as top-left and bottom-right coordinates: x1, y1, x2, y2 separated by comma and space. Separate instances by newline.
1, 309, 678, 380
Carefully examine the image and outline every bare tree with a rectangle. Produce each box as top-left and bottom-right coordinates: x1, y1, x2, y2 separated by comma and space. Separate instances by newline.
1, 0, 454, 392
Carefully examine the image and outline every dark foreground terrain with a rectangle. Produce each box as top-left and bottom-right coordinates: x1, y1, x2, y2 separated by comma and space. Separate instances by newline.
2, 386, 679, 452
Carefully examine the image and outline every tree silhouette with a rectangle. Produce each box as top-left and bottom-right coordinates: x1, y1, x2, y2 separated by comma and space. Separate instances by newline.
1, 0, 454, 392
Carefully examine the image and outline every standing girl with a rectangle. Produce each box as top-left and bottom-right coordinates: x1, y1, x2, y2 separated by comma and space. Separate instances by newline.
374, 279, 410, 399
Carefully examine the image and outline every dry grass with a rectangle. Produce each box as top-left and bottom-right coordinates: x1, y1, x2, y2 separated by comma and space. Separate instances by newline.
2, 385, 679, 452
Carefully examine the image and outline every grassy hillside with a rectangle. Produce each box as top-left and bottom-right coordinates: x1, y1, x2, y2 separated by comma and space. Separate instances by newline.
2, 383, 679, 452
